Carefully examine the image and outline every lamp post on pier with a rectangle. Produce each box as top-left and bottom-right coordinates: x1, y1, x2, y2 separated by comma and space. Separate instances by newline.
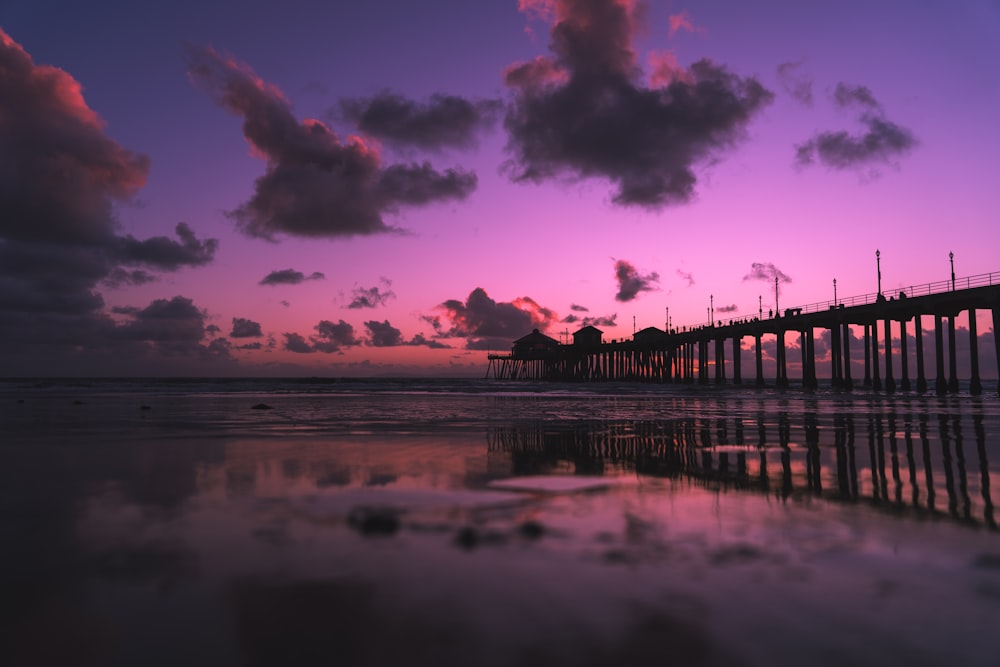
758, 295, 762, 319
710, 294, 714, 325
774, 277, 779, 315
950, 251, 955, 291
876, 249, 882, 297
833, 278, 837, 306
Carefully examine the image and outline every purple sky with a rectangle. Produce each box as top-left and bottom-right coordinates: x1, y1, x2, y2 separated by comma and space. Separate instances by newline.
2, 0, 998, 376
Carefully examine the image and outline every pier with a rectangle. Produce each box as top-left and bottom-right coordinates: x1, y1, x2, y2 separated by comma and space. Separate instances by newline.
487, 271, 1000, 395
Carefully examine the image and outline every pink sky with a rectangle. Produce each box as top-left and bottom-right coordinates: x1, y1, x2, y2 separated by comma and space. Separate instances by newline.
1, 0, 998, 376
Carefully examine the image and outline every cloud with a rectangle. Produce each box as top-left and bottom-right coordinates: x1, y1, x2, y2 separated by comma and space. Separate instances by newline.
832, 83, 879, 110
0, 30, 219, 372
259, 269, 325, 286
188, 47, 477, 240
339, 91, 502, 150
795, 116, 917, 171
562, 313, 618, 328
668, 11, 703, 38
432, 287, 558, 349
614, 259, 659, 302
716, 304, 738, 314
347, 278, 395, 309
230, 317, 263, 338
776, 60, 813, 106
114, 223, 218, 270
365, 320, 403, 347
796, 83, 917, 171
282, 319, 361, 354
676, 269, 695, 287
743, 262, 792, 293
102, 268, 158, 288
408, 333, 451, 349
503, 0, 773, 207
569, 303, 589, 312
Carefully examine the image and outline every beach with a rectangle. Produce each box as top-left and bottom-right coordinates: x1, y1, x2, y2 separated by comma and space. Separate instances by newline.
1, 379, 999, 666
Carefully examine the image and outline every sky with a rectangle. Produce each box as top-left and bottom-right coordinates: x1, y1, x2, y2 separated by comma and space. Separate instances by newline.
1, 0, 999, 377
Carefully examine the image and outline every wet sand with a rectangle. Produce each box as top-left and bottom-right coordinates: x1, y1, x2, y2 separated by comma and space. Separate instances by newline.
1, 384, 999, 666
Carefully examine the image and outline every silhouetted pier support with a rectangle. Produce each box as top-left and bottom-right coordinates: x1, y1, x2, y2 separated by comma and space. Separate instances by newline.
935, 315, 947, 394
842, 321, 853, 389
899, 319, 911, 391
968, 309, 982, 395
871, 321, 882, 391
755, 335, 765, 387
883, 318, 895, 393
994, 308, 1000, 397
948, 315, 959, 393
915, 316, 927, 392
863, 324, 872, 388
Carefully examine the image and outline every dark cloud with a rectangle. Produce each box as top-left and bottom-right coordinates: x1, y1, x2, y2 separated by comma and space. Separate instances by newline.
562, 313, 618, 328
231, 317, 263, 338
796, 83, 917, 171
114, 223, 218, 270
716, 304, 738, 314
0, 30, 220, 372
283, 333, 314, 354
614, 259, 659, 302
743, 262, 792, 286
795, 116, 917, 171
340, 91, 502, 150
259, 269, 325, 286
365, 320, 403, 347
433, 287, 558, 349
832, 83, 879, 110
503, 0, 773, 207
282, 319, 361, 354
408, 333, 451, 349
102, 268, 158, 288
676, 269, 695, 287
569, 304, 589, 312
188, 47, 477, 240
347, 278, 395, 309
113, 297, 206, 346
776, 60, 813, 106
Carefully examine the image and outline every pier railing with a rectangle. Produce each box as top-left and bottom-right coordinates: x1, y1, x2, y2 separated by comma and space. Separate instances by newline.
709, 270, 1000, 328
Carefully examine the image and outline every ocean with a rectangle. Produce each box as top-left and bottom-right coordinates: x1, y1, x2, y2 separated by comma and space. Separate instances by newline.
1, 378, 998, 666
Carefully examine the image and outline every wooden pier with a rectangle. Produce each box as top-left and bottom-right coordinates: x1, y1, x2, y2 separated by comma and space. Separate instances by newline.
487, 271, 1000, 395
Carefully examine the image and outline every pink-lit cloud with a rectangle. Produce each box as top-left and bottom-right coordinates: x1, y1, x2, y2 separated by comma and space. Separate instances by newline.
504, 0, 772, 207
0, 29, 222, 372
668, 11, 702, 38
188, 47, 477, 240
430, 287, 558, 349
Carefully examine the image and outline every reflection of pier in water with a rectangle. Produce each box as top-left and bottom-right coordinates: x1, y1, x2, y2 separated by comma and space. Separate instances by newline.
487, 409, 997, 530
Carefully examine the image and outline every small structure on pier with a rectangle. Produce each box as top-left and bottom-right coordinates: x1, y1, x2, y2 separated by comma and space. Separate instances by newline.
573, 325, 603, 347
513, 329, 560, 357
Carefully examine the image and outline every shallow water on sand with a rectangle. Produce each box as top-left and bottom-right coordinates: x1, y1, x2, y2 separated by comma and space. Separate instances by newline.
1, 379, 999, 666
